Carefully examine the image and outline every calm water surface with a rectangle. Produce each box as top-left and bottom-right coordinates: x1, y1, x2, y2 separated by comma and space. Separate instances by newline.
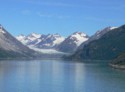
0, 60, 125, 92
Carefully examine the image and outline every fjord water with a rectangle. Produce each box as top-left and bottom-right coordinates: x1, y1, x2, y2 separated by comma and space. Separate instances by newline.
0, 60, 125, 92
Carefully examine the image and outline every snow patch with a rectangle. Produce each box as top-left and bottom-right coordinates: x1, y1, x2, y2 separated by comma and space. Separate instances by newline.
0, 29, 6, 34
30, 33, 41, 38
110, 27, 117, 30
16, 34, 25, 40
69, 32, 89, 46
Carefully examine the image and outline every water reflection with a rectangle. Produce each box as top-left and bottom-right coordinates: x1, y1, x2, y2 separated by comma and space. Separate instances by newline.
0, 60, 124, 92
74, 63, 85, 92
0, 61, 4, 92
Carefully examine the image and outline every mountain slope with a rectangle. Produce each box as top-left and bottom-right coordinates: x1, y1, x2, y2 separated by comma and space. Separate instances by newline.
78, 27, 117, 50
71, 25, 125, 60
0, 25, 37, 59
57, 32, 89, 53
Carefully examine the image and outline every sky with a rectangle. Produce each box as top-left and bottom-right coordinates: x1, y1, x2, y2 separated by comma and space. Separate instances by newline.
0, 0, 125, 37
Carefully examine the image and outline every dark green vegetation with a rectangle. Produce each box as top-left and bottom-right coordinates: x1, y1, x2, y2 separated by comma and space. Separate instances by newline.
112, 52, 125, 65
110, 52, 125, 69
71, 24, 125, 60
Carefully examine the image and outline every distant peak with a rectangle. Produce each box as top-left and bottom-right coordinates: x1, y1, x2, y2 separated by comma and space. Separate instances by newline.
0, 24, 6, 34
104, 26, 117, 30
102, 26, 117, 30
17, 34, 25, 37
72, 32, 88, 37
53, 33, 62, 37
28, 32, 41, 38
47, 33, 63, 38
31, 32, 38, 35
19, 34, 25, 36
73, 31, 83, 34
96, 26, 117, 35
110, 27, 117, 30
30, 32, 39, 36
54, 33, 60, 36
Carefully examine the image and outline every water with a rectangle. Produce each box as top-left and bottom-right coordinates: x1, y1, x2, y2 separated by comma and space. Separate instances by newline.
0, 60, 125, 92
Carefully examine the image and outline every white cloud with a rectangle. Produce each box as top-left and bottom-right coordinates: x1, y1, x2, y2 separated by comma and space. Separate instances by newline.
19, 0, 125, 10
36, 12, 71, 19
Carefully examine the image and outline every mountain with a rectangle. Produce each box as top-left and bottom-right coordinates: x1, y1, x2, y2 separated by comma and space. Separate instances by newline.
16, 33, 41, 45
78, 27, 117, 49
0, 25, 37, 59
36, 34, 65, 49
71, 25, 125, 60
17, 32, 89, 54
57, 32, 89, 53
17, 33, 65, 49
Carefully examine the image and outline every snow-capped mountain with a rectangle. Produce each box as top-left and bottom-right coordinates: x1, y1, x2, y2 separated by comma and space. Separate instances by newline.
57, 32, 89, 53
16, 32, 89, 54
78, 26, 117, 49
0, 24, 37, 58
91, 26, 117, 40
36, 34, 65, 49
16, 33, 65, 49
16, 33, 41, 45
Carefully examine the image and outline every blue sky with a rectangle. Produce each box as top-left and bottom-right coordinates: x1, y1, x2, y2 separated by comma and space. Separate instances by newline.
0, 0, 125, 36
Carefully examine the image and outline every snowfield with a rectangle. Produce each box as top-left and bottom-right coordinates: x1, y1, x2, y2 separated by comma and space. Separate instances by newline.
29, 46, 69, 55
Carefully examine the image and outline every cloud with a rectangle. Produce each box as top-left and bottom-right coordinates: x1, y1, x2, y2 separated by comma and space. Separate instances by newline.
11, 0, 125, 11
20, 10, 71, 19
20, 0, 125, 10
36, 12, 71, 19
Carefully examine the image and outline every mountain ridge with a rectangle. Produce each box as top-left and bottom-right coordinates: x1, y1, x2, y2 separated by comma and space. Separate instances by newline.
16, 32, 89, 53
57, 32, 89, 53
0, 25, 38, 59
70, 24, 125, 60
78, 26, 117, 50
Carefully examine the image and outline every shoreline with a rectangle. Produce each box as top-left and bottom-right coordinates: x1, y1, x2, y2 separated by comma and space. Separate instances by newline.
110, 63, 125, 70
